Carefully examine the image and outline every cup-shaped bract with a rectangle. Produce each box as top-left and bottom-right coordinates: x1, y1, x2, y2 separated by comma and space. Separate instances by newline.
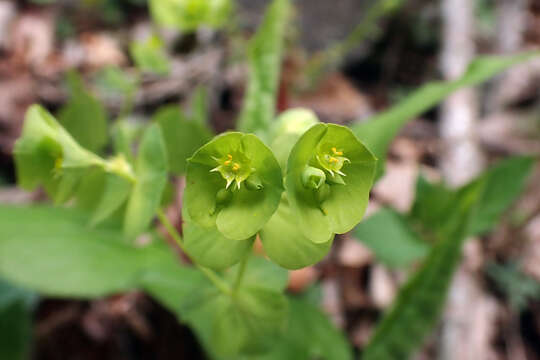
286, 123, 377, 243
185, 132, 283, 240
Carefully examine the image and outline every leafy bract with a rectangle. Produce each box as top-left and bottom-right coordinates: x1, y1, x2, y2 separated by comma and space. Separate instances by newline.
354, 208, 429, 268
124, 124, 168, 238
130, 34, 170, 75
154, 105, 212, 174
14, 105, 104, 197
58, 71, 108, 153
260, 196, 333, 269
183, 208, 254, 270
185, 132, 283, 240
286, 123, 377, 243
149, 0, 231, 31
237, 0, 291, 136
351, 51, 540, 179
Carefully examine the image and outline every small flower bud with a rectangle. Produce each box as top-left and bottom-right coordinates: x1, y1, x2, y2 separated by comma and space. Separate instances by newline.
216, 188, 232, 204
316, 183, 331, 203
302, 166, 326, 189
245, 173, 264, 190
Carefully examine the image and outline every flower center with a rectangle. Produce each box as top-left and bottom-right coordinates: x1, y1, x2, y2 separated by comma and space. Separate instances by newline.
210, 152, 254, 190
316, 145, 350, 176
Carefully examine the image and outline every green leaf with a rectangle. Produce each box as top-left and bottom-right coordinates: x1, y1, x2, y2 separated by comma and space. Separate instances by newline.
124, 124, 168, 238
286, 123, 377, 243
154, 105, 212, 174
237, 0, 291, 136
259, 297, 353, 360
94, 66, 139, 97
58, 71, 108, 153
465, 156, 535, 236
183, 208, 254, 271
186, 132, 283, 240
408, 175, 456, 238
0, 299, 32, 360
211, 286, 288, 356
260, 197, 333, 269
486, 261, 540, 311
149, 0, 232, 31
130, 35, 171, 75
226, 255, 289, 292
361, 191, 479, 360
0, 279, 36, 360
354, 208, 429, 268
351, 51, 540, 179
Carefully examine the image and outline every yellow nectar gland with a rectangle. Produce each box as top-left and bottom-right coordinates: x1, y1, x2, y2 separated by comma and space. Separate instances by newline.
210, 153, 253, 190
316, 145, 350, 177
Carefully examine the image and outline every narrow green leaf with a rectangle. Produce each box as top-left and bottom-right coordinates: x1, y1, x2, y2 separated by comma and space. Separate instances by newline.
354, 208, 429, 268
58, 71, 108, 153
362, 202, 476, 360
124, 124, 168, 238
154, 105, 212, 174
237, 0, 291, 136
351, 51, 540, 179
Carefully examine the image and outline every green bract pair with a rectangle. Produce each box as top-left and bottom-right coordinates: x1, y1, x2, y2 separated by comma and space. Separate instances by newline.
184, 109, 377, 270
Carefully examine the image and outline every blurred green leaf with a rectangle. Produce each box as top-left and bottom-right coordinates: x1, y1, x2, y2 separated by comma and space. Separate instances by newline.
362, 190, 478, 360
354, 208, 429, 268
124, 124, 168, 238
362, 156, 534, 359
259, 297, 353, 360
90, 171, 132, 226
237, 0, 291, 137
94, 66, 138, 97
192, 86, 210, 128
58, 71, 108, 153
130, 35, 171, 75
0, 299, 32, 360
149, 0, 231, 31
0, 205, 182, 297
465, 156, 535, 236
226, 255, 289, 293
154, 105, 212, 174
408, 175, 455, 238
486, 262, 540, 311
351, 51, 540, 180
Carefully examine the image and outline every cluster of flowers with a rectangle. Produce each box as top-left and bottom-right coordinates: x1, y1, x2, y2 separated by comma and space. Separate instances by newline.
184, 109, 377, 270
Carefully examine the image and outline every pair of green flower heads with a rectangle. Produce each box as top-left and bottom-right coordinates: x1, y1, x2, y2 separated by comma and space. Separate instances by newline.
184, 109, 377, 270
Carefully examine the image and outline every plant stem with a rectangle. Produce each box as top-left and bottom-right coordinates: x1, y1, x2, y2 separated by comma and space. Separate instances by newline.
233, 253, 249, 294
156, 209, 232, 296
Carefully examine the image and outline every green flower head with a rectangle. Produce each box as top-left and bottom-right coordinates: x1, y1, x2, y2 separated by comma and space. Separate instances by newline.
285, 123, 377, 243
185, 132, 283, 240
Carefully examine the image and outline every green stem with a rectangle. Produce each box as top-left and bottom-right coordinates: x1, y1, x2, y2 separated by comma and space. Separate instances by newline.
233, 253, 249, 294
156, 209, 232, 296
